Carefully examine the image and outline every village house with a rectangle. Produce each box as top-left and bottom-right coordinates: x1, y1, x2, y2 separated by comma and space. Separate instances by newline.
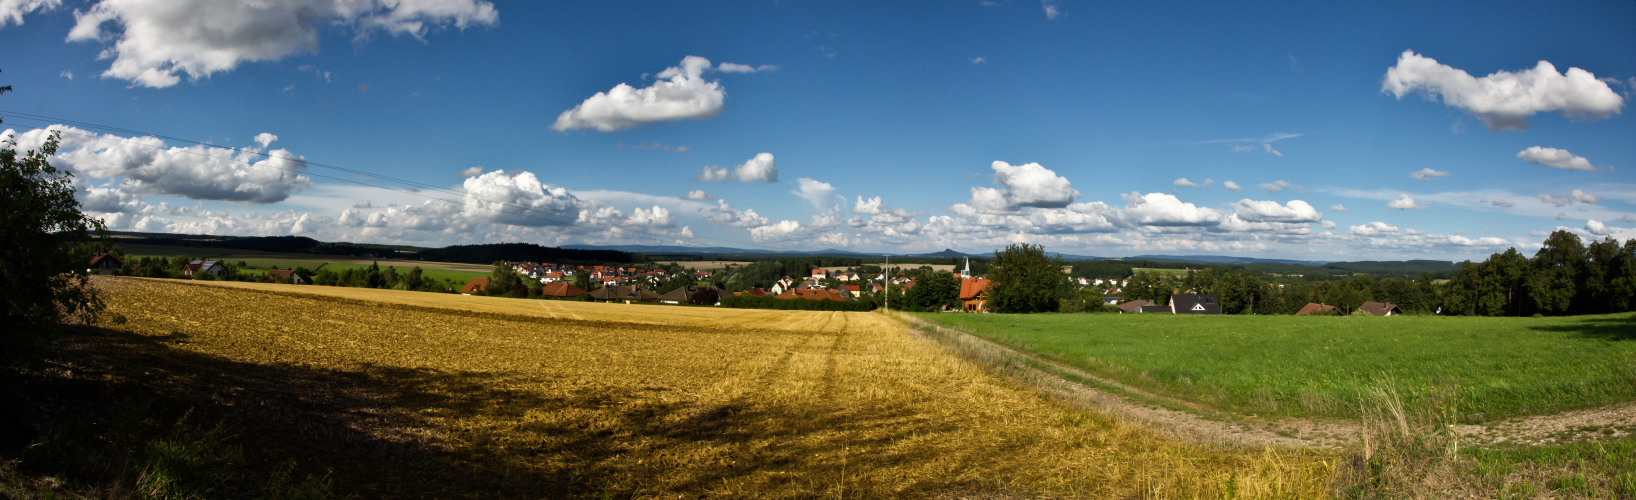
659, 285, 724, 306
776, 288, 853, 302
1116, 299, 1154, 314
181, 260, 226, 279
87, 253, 122, 275
1169, 294, 1221, 314
266, 269, 311, 285
1295, 303, 1338, 315
460, 278, 490, 295
959, 277, 991, 312
588, 285, 660, 304
1357, 301, 1403, 316
538, 282, 586, 299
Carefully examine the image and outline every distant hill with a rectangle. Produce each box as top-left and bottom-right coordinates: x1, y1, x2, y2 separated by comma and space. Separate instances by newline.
108, 232, 416, 257
1323, 260, 1458, 275
1126, 254, 1329, 266
415, 243, 639, 265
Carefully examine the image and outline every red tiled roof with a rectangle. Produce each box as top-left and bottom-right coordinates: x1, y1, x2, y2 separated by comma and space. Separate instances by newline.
959, 278, 991, 300
1295, 303, 1337, 315
540, 282, 586, 297
461, 278, 491, 294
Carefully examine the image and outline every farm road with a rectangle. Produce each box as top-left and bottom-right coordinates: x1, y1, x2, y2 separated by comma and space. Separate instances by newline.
894, 313, 1636, 449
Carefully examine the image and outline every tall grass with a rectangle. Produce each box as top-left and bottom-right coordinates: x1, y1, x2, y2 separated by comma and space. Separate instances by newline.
1334, 378, 1636, 499
923, 312, 1636, 421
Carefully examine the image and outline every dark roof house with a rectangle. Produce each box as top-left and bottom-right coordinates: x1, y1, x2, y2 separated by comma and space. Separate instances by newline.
267, 269, 311, 285
1170, 294, 1221, 315
589, 285, 660, 303
1357, 301, 1403, 316
1116, 299, 1154, 313
659, 285, 723, 305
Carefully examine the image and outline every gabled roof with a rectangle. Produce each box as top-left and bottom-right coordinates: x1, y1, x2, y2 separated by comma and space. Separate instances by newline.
1295, 303, 1338, 316
539, 281, 586, 297
589, 285, 659, 301
776, 288, 853, 301
88, 252, 122, 267
1357, 301, 1403, 316
1170, 294, 1221, 315
461, 278, 491, 294
959, 277, 990, 300
1117, 299, 1154, 312
659, 285, 723, 303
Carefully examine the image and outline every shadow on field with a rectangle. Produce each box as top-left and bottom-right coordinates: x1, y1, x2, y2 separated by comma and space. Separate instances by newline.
3, 326, 972, 499
1530, 313, 1636, 341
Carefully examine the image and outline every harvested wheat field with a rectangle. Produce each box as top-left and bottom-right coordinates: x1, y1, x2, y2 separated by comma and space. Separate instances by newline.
84, 277, 1334, 499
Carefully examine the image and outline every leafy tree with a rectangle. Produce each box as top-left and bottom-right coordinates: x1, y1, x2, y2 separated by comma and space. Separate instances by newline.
2, 80, 106, 346
903, 271, 960, 311
1183, 268, 1218, 296
1122, 270, 1172, 304
1528, 230, 1585, 315
985, 243, 1071, 313
485, 262, 525, 297
1060, 286, 1111, 313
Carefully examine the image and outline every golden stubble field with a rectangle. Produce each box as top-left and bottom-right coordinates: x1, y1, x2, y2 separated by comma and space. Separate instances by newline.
90, 277, 1335, 499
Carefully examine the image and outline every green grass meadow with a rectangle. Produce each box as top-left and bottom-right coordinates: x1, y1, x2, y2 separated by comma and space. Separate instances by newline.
919, 312, 1636, 422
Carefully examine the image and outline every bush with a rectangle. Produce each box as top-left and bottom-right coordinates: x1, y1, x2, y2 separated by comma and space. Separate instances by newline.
2, 107, 105, 351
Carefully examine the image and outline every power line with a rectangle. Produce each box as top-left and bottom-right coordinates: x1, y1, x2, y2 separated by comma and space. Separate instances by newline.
1, 109, 788, 252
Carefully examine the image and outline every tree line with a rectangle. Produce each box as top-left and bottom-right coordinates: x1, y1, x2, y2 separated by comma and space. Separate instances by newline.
1441, 230, 1636, 316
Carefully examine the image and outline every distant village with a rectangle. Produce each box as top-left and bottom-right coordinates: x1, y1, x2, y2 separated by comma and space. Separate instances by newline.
88, 252, 1406, 316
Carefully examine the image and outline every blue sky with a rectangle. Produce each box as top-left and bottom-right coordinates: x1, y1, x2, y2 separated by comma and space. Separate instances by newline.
2, 0, 1633, 261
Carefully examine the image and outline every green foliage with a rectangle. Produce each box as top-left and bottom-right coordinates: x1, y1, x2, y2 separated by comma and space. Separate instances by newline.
1442, 230, 1636, 316
1122, 270, 1173, 305
1, 109, 105, 347
986, 243, 1071, 313
903, 271, 961, 311
484, 262, 526, 297
922, 312, 1636, 420
1059, 286, 1113, 313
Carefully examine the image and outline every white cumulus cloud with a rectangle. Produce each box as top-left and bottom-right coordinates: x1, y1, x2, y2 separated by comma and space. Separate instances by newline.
697, 152, 777, 182
1350, 221, 1400, 237
66, 0, 498, 88
15, 124, 312, 204
981, 161, 1080, 210
1383, 50, 1625, 131
459, 166, 485, 178
0, 0, 59, 26
1223, 180, 1242, 191
1518, 146, 1600, 171
1232, 199, 1322, 223
1388, 194, 1429, 210
1409, 168, 1450, 180
553, 55, 770, 132
1120, 192, 1223, 226
460, 170, 582, 226
681, 190, 714, 200
1174, 178, 1214, 188
793, 178, 839, 210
